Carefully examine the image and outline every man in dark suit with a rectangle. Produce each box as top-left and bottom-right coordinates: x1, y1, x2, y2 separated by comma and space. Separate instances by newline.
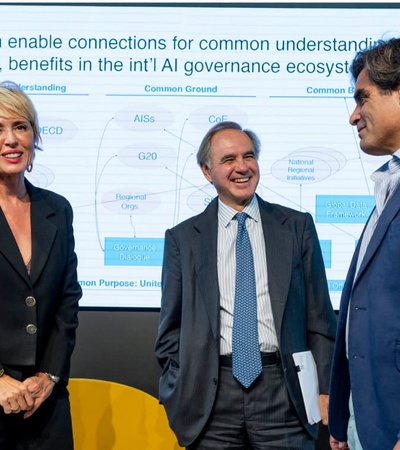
329, 38, 400, 450
155, 121, 337, 449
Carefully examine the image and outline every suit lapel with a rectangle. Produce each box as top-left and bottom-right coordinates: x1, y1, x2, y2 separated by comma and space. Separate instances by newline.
258, 197, 292, 338
192, 199, 220, 342
0, 207, 31, 285
355, 184, 400, 284
27, 182, 58, 285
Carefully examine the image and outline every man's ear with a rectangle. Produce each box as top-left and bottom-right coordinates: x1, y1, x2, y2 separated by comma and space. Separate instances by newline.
201, 164, 213, 183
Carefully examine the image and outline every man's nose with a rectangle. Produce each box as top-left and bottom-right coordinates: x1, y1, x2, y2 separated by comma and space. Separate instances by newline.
235, 157, 249, 171
349, 105, 360, 126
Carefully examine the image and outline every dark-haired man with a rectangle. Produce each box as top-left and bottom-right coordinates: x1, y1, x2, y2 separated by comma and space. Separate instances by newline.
329, 38, 400, 450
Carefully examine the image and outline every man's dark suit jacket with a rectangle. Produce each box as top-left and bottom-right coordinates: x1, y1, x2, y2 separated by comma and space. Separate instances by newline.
329, 183, 400, 449
155, 195, 337, 447
0, 179, 82, 383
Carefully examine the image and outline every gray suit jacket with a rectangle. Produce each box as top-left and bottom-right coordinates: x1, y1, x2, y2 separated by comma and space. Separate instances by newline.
155, 195, 336, 446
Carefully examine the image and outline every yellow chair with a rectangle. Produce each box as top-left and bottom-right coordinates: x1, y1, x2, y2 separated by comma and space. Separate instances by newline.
68, 378, 183, 450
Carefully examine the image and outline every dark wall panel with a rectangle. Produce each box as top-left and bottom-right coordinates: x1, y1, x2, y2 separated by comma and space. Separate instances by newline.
70, 309, 161, 398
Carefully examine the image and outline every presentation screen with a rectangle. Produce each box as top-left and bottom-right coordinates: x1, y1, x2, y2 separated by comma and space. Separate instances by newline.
0, 2, 396, 309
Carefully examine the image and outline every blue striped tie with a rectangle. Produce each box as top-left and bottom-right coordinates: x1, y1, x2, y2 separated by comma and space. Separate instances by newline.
232, 212, 262, 388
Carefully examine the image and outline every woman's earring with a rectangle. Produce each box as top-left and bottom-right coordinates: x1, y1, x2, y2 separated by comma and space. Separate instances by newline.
27, 163, 33, 173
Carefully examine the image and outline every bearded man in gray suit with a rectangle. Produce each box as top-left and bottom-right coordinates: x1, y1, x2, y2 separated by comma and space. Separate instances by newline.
155, 121, 337, 450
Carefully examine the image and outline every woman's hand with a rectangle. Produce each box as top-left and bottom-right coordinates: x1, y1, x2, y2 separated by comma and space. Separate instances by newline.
0, 374, 34, 415
22, 372, 56, 418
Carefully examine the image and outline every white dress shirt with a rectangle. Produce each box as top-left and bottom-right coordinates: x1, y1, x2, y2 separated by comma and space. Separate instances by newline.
217, 195, 279, 355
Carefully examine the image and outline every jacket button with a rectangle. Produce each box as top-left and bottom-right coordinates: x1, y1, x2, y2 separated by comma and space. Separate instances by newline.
26, 324, 37, 335
25, 296, 36, 307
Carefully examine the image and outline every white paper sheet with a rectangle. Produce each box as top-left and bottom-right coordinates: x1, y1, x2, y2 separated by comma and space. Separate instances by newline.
292, 350, 322, 425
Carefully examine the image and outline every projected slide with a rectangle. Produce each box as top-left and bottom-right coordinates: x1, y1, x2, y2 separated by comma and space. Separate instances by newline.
0, 4, 396, 308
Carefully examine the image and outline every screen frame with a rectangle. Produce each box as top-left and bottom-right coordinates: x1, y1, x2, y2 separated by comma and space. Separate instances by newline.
1, 0, 397, 311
